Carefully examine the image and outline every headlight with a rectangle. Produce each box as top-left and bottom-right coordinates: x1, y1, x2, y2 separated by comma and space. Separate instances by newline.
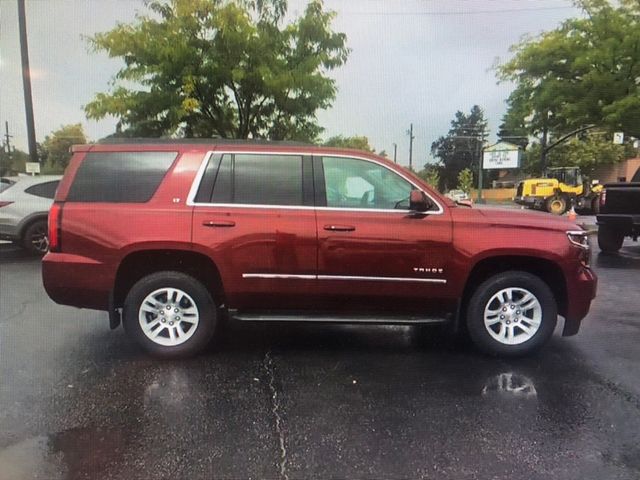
567, 230, 591, 267
567, 230, 589, 249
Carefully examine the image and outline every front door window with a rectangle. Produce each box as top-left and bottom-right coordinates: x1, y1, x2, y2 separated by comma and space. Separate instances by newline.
322, 156, 413, 210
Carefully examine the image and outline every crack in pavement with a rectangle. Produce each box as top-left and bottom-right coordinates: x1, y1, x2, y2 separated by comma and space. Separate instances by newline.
0, 302, 28, 325
263, 350, 289, 480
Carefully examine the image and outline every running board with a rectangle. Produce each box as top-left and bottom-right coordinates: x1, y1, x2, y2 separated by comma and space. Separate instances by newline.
229, 311, 449, 325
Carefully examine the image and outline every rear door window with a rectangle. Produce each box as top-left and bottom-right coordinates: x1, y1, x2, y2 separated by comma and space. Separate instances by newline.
234, 154, 303, 206
67, 151, 177, 202
197, 153, 304, 206
25, 180, 60, 199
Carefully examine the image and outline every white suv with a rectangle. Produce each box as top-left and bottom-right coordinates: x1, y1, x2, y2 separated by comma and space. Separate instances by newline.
0, 175, 61, 254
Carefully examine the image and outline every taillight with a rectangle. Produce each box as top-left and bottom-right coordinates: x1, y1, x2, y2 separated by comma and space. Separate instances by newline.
48, 202, 63, 252
599, 189, 606, 207
0, 201, 14, 208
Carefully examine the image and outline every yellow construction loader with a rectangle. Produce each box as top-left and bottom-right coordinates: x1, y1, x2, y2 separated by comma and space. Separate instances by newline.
514, 167, 602, 215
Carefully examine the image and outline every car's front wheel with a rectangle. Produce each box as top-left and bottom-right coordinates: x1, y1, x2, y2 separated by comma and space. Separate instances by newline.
123, 271, 217, 358
466, 271, 557, 356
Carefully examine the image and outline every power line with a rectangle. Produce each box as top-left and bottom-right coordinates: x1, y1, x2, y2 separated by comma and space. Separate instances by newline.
342, 6, 574, 16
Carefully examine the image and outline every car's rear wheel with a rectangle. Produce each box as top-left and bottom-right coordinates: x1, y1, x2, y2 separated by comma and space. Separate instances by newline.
598, 225, 624, 254
123, 271, 217, 358
466, 271, 557, 356
22, 219, 49, 255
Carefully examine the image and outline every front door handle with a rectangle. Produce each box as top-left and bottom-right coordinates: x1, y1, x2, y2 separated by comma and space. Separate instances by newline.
202, 220, 236, 228
323, 224, 356, 232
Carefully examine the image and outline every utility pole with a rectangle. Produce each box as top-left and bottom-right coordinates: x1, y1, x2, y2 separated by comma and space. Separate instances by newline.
407, 123, 415, 170
18, 0, 38, 163
4, 122, 12, 154
476, 126, 488, 204
392, 143, 397, 163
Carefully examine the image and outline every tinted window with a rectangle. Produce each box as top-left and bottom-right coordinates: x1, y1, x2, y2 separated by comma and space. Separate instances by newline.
632, 167, 640, 183
211, 155, 232, 203
0, 179, 15, 193
322, 156, 412, 209
206, 154, 303, 206
67, 152, 177, 202
25, 180, 59, 199
194, 154, 222, 203
234, 154, 302, 205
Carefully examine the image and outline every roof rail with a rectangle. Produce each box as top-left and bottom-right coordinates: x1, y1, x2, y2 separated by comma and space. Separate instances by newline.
95, 137, 312, 146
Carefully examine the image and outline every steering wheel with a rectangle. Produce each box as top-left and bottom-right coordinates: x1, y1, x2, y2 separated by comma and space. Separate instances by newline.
394, 196, 410, 209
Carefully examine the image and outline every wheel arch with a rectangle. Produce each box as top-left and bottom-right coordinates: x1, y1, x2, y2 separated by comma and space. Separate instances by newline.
113, 249, 225, 309
460, 255, 568, 325
17, 212, 48, 239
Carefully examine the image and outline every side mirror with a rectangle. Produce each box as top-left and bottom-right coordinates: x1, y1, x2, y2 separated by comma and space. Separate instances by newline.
409, 190, 431, 212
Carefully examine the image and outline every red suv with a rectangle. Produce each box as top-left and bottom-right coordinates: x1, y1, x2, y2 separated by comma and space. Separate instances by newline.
42, 140, 597, 358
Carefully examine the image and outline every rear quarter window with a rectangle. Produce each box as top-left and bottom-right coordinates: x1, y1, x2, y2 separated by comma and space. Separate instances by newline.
25, 180, 60, 199
66, 151, 177, 202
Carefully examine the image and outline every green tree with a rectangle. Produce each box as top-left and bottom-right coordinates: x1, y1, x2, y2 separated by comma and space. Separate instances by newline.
457, 168, 474, 194
431, 105, 487, 190
85, 0, 349, 142
323, 135, 374, 152
416, 164, 441, 190
497, 0, 640, 155
0, 148, 29, 176
40, 124, 87, 171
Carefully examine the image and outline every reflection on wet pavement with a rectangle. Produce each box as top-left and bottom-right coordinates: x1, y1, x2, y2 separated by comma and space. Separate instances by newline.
482, 372, 537, 399
1, 242, 640, 479
0, 427, 126, 480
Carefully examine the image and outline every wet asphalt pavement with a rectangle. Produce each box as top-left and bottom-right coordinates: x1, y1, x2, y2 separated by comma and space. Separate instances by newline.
1, 235, 640, 479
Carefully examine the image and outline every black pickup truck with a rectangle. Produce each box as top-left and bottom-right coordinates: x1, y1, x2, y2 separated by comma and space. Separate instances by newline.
597, 167, 640, 253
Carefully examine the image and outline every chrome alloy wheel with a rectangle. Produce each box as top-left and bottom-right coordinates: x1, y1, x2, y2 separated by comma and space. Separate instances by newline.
138, 288, 200, 347
483, 287, 542, 345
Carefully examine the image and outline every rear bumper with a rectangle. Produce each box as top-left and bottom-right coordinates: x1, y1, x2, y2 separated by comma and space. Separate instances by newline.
562, 266, 597, 336
596, 214, 640, 235
42, 252, 113, 310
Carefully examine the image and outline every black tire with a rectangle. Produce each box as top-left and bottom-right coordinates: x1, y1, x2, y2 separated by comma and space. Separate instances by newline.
545, 196, 567, 215
598, 225, 624, 254
22, 219, 49, 255
123, 271, 217, 358
466, 271, 557, 357
591, 197, 600, 215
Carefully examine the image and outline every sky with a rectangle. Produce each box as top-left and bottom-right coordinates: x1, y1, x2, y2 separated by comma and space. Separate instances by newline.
0, 0, 582, 167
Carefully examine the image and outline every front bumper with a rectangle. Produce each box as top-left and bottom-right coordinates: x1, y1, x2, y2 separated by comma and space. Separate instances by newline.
514, 196, 544, 209
562, 266, 598, 336
0, 223, 19, 241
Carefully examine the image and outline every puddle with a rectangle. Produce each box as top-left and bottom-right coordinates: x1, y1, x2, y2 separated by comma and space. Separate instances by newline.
0, 426, 125, 480
482, 372, 538, 399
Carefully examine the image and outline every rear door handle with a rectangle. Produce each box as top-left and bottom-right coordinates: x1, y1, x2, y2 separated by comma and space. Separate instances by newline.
323, 224, 356, 232
202, 220, 236, 228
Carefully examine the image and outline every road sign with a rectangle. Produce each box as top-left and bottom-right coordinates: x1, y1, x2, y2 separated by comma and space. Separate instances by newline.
482, 142, 521, 170
613, 132, 624, 144
25, 162, 40, 174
